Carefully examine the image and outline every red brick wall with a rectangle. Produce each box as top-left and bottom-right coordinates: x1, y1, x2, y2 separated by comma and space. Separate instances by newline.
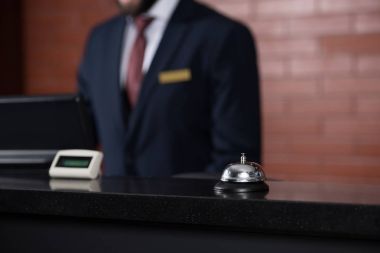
22, 0, 380, 182
22, 0, 118, 94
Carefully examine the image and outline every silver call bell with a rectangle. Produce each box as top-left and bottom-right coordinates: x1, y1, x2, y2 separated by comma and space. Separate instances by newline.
214, 153, 269, 193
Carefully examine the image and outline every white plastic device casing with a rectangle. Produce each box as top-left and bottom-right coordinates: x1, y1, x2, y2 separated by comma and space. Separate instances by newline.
49, 149, 103, 179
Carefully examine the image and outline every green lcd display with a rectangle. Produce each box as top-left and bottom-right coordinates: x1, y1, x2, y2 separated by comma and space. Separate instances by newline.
56, 156, 92, 168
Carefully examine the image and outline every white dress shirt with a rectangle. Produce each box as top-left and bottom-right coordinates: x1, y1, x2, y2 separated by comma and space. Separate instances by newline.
119, 0, 180, 87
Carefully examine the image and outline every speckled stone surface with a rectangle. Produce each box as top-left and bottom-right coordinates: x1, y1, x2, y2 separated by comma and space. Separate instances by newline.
0, 174, 379, 240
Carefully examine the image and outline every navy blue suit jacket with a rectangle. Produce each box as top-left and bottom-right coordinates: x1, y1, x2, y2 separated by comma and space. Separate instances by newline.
78, 0, 261, 177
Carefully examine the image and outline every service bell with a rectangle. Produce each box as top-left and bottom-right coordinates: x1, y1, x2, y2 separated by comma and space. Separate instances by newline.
214, 153, 269, 193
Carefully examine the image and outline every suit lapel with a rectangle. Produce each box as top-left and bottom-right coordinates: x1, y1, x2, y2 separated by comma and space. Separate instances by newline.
102, 16, 128, 127
126, 0, 194, 142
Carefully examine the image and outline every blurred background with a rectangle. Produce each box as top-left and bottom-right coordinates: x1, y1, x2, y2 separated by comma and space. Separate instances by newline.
1, 0, 380, 182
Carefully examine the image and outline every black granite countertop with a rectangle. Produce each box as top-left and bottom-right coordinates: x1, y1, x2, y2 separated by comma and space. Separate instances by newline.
0, 174, 379, 240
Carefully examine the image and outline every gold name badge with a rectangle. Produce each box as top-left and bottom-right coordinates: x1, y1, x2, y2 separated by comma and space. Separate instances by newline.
159, 68, 192, 84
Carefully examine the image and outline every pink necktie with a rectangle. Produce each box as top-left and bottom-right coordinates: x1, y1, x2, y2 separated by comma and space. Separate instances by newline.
126, 16, 153, 107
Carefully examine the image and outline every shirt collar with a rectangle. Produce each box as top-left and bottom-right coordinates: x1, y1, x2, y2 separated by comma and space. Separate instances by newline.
145, 0, 180, 21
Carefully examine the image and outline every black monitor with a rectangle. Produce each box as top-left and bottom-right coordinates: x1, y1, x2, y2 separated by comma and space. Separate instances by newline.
0, 94, 96, 166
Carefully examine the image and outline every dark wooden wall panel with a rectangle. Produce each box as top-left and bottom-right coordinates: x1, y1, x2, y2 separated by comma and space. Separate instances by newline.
0, 0, 22, 94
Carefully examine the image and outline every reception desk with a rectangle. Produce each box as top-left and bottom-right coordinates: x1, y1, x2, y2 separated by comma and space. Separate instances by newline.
0, 173, 379, 252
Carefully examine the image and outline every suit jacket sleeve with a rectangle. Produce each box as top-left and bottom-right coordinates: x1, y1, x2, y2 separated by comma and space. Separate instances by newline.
77, 27, 98, 105
77, 29, 99, 144
206, 23, 261, 172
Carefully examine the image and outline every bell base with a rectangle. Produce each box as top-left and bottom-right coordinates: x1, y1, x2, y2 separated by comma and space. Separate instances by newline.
214, 181, 269, 193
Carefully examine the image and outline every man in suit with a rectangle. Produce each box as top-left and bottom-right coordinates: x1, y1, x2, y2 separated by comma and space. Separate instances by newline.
78, 0, 261, 177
